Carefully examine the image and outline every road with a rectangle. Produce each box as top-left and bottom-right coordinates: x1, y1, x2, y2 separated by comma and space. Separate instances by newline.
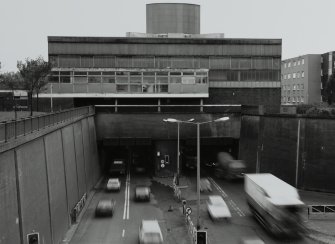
69, 169, 315, 244
69, 171, 168, 244
185, 171, 314, 244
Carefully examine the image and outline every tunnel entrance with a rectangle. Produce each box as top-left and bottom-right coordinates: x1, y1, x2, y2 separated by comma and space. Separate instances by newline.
102, 138, 155, 176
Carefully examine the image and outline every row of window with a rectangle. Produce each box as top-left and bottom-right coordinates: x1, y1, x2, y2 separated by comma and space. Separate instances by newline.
282, 71, 304, 80
49, 56, 281, 70
282, 96, 305, 103
48, 70, 208, 84
282, 84, 304, 91
283, 58, 305, 68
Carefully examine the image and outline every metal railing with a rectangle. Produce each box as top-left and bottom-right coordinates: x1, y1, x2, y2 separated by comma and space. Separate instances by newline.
0, 106, 93, 143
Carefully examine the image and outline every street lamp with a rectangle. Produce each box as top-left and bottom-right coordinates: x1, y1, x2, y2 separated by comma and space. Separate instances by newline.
163, 118, 194, 185
164, 116, 230, 229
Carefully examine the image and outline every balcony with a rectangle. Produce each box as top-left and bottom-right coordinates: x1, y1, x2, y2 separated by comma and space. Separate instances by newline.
40, 68, 209, 98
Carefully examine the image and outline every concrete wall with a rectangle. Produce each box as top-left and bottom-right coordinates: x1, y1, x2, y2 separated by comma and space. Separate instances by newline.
239, 114, 335, 193
0, 151, 21, 244
0, 115, 100, 244
95, 113, 241, 141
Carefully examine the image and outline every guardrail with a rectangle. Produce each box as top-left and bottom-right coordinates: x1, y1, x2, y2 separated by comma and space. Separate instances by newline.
307, 205, 335, 220
0, 106, 94, 143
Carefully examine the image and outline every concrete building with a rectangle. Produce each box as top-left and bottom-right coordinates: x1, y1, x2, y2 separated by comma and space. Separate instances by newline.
42, 3, 282, 111
281, 54, 321, 105
321, 51, 335, 102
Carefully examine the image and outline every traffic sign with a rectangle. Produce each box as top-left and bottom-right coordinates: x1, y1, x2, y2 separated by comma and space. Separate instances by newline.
186, 207, 192, 215
161, 164, 165, 168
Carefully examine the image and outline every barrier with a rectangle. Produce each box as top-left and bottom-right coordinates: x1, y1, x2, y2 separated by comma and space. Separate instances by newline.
0, 106, 93, 143
71, 193, 88, 224
307, 205, 335, 220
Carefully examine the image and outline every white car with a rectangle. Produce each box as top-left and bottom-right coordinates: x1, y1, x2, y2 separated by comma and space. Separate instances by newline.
207, 195, 231, 221
139, 220, 163, 244
106, 178, 121, 191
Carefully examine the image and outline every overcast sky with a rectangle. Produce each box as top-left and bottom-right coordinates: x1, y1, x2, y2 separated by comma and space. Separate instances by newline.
1, 0, 334, 71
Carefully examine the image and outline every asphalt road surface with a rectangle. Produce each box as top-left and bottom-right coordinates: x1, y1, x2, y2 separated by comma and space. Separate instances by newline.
69, 171, 167, 244
185, 172, 314, 244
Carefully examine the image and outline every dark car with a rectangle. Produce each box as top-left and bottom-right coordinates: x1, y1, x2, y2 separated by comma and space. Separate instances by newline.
95, 200, 116, 217
135, 186, 151, 201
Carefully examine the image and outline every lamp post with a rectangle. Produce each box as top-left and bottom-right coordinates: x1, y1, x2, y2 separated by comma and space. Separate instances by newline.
164, 116, 230, 229
163, 118, 194, 185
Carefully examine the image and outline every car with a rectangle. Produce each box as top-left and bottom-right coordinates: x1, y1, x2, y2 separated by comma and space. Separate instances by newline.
139, 220, 163, 244
95, 199, 115, 217
239, 237, 265, 244
135, 166, 146, 174
200, 178, 212, 192
106, 178, 121, 191
135, 186, 151, 201
207, 195, 231, 221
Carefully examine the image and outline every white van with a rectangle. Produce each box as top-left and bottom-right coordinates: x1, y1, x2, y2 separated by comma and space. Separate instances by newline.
139, 220, 163, 244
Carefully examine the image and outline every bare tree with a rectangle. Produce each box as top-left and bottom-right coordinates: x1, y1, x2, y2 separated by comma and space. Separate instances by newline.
17, 57, 51, 115
0, 72, 23, 119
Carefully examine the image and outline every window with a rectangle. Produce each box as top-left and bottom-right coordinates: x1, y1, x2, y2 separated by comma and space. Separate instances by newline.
298, 60, 301, 66
288, 62, 291, 67
301, 97, 304, 103
301, 84, 304, 90
292, 97, 295, 102
284, 63, 287, 68
301, 71, 305, 78
302, 59, 305, 65
288, 74, 291, 79
293, 85, 296, 90
293, 61, 296, 66
284, 74, 287, 79
293, 73, 296, 79
297, 72, 300, 78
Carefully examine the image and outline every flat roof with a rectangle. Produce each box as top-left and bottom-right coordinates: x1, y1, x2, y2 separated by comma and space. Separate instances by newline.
48, 36, 281, 45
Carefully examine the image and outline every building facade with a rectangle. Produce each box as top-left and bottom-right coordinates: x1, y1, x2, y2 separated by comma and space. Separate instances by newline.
321, 51, 335, 102
42, 3, 281, 111
281, 54, 321, 105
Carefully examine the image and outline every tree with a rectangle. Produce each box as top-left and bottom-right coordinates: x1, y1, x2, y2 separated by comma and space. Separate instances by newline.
17, 57, 51, 115
0, 72, 23, 119
326, 74, 335, 105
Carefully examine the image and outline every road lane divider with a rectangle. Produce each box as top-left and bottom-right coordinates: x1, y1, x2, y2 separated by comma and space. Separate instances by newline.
208, 177, 245, 217
123, 171, 131, 220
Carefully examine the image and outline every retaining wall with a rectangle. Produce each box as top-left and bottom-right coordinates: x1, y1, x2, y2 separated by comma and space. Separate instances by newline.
0, 116, 100, 244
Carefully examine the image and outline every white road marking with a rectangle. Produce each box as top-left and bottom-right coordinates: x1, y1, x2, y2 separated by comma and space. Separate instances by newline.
122, 229, 125, 237
123, 171, 131, 220
126, 172, 130, 220
208, 177, 246, 217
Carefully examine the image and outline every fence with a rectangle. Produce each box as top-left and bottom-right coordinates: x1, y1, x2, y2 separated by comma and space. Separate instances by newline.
0, 106, 94, 143
307, 205, 335, 220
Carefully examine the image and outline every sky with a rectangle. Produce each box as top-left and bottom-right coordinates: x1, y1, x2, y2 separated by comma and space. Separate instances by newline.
1, 0, 334, 72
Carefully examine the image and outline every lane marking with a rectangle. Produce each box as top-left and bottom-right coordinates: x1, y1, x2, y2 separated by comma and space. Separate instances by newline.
208, 177, 246, 217
126, 171, 130, 220
122, 229, 125, 237
123, 171, 131, 220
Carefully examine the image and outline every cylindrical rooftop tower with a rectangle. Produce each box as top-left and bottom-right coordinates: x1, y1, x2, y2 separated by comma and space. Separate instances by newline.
146, 3, 200, 34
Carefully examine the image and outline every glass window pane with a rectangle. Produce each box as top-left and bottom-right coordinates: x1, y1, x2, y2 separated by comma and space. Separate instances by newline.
88, 71, 101, 76
102, 77, 115, 83
74, 76, 87, 83
116, 84, 128, 92
129, 85, 142, 92
170, 76, 181, 83
142, 84, 155, 93
116, 76, 129, 83
88, 76, 101, 83
143, 76, 155, 83
49, 76, 59, 83
130, 76, 141, 83
60, 71, 71, 76
156, 76, 168, 84
94, 56, 116, 68
157, 85, 168, 93
102, 72, 115, 76
60, 76, 71, 83
81, 56, 93, 68
74, 72, 87, 76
